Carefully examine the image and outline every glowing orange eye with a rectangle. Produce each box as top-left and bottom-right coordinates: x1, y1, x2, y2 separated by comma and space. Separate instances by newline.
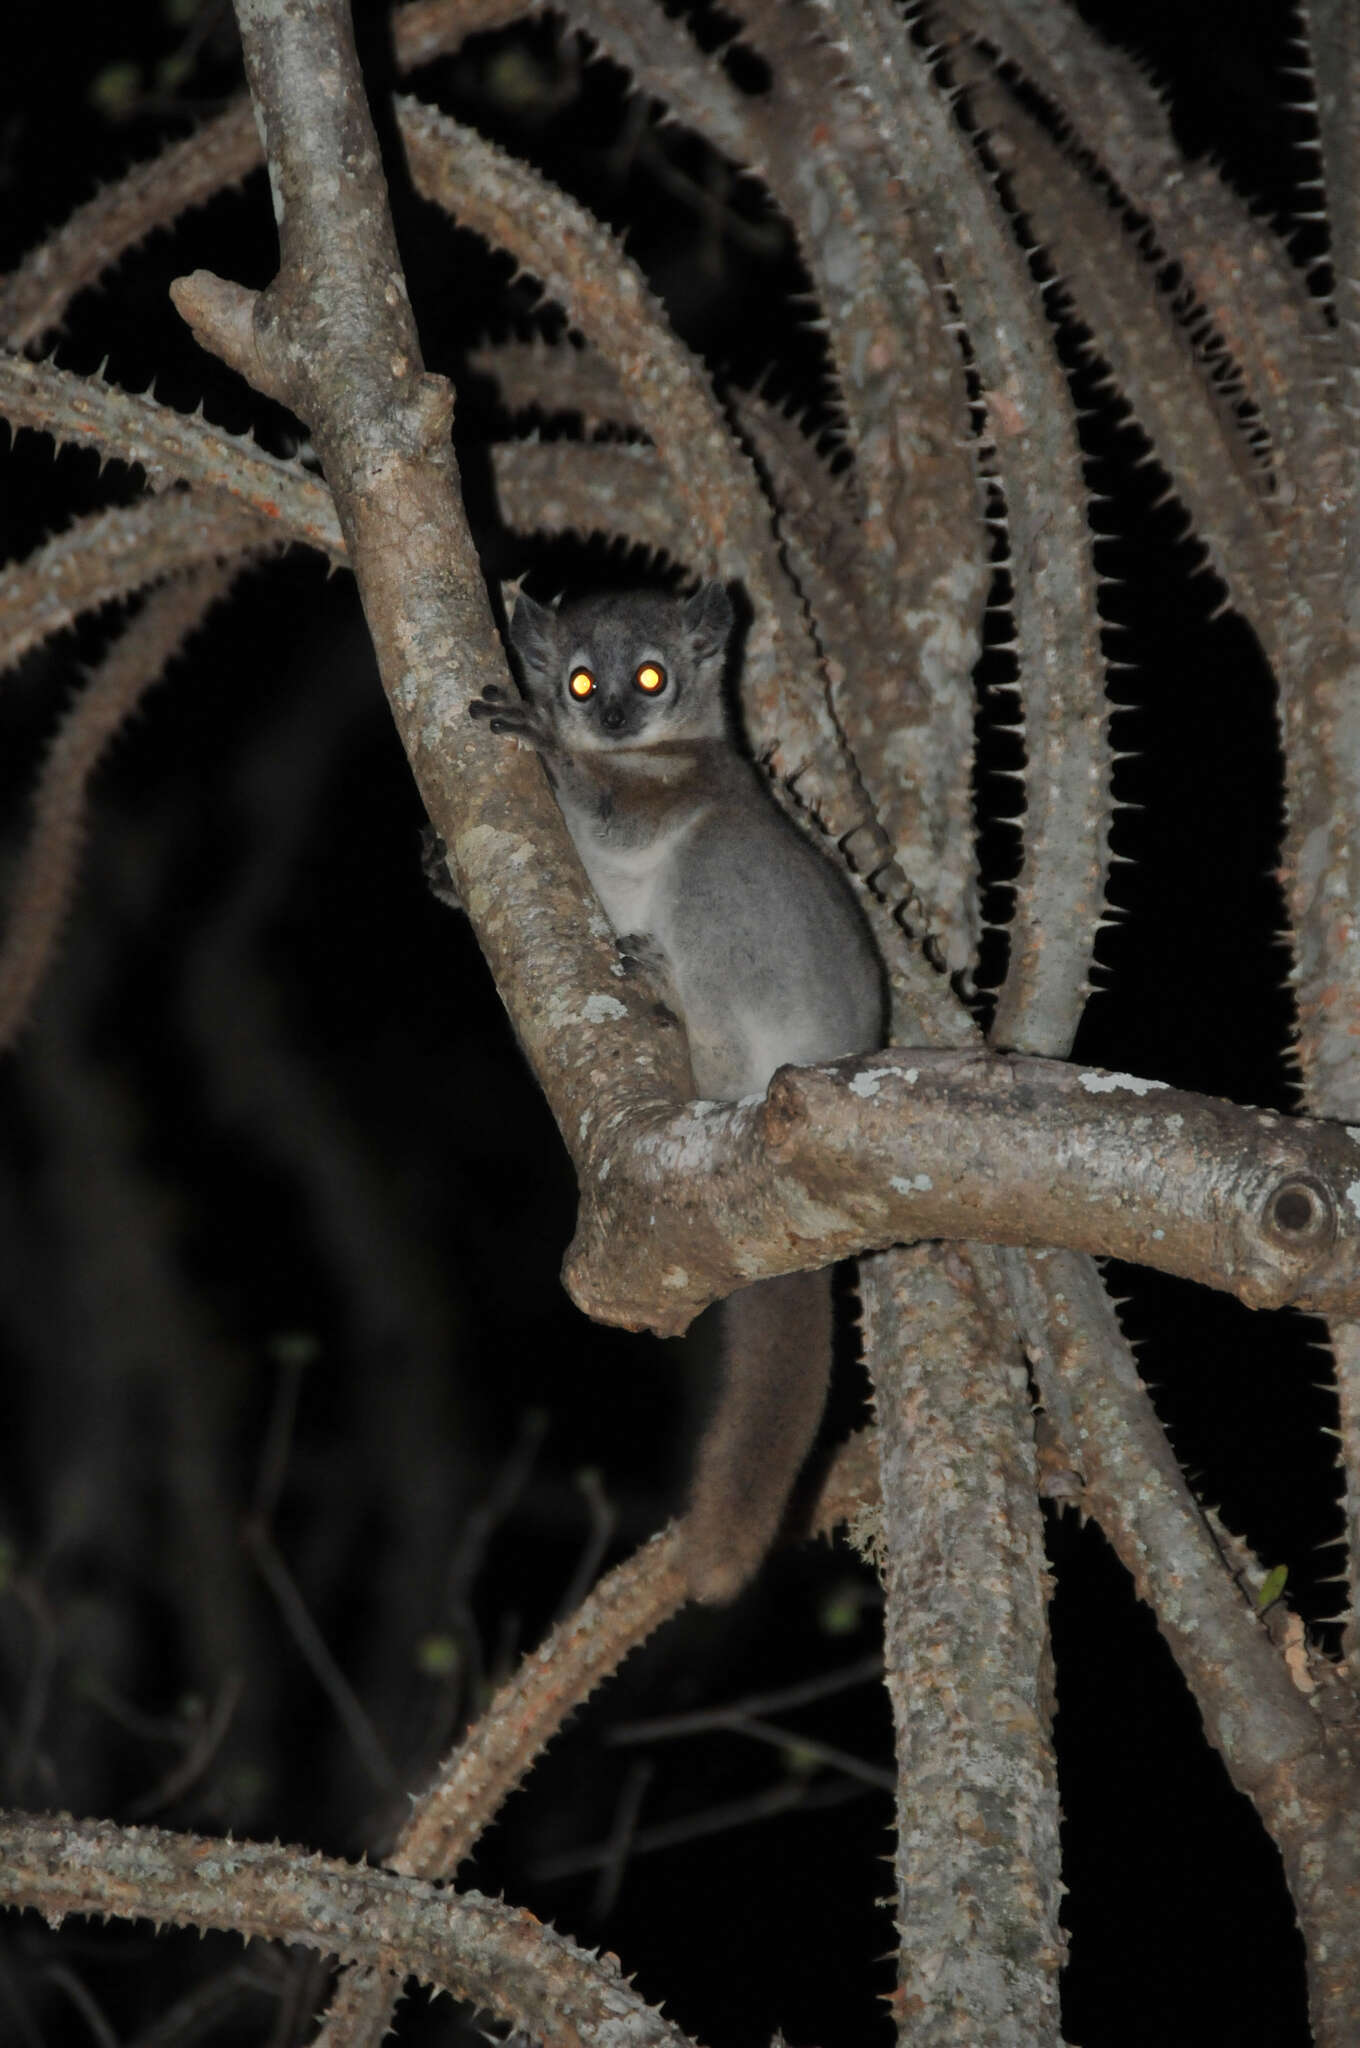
568, 668, 595, 700
635, 662, 666, 694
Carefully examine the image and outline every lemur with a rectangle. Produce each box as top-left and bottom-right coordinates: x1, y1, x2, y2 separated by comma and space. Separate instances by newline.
471, 583, 884, 1602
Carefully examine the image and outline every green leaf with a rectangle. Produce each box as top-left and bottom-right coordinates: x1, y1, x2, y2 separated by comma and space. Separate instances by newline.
1256, 1565, 1288, 1612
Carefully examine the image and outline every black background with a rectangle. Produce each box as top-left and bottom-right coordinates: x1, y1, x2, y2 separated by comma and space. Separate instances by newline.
0, 2, 1337, 2043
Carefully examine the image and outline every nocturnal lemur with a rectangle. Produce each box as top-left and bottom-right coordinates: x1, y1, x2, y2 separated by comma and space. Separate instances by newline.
472, 583, 884, 1603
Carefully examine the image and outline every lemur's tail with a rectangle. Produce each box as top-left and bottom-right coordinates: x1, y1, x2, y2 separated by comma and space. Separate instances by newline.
680, 1267, 833, 1605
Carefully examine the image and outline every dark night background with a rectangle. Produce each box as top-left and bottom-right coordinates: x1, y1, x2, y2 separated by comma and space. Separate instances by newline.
0, 1, 1337, 2043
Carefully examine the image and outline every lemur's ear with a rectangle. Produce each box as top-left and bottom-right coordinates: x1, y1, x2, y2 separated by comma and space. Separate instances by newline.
507, 590, 560, 679
682, 582, 735, 665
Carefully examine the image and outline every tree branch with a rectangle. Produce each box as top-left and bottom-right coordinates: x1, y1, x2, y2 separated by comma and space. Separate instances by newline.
553, 0, 991, 970
0, 494, 275, 675
0, 352, 344, 562
864, 1243, 1063, 2041
397, 94, 857, 809
561, 1049, 1360, 1334
1004, 1247, 1360, 2038
0, 4, 537, 350
312, 1437, 877, 2048
0, 563, 247, 1050
489, 437, 692, 564
0, 1811, 702, 2048
172, 0, 696, 1194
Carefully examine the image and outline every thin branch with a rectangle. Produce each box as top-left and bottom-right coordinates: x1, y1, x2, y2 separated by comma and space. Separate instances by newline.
0, 562, 244, 1051
0, 353, 345, 562
397, 95, 856, 808
0, 4, 535, 349
125, 1673, 246, 1822
609, 1651, 884, 1744
555, 1468, 619, 1623
0, 493, 277, 675
588, 1758, 654, 1919
470, 337, 629, 430
816, 0, 1107, 1056
1003, 1247, 1360, 2035
489, 437, 692, 563
0, 102, 261, 349
120, 1958, 283, 2048
314, 1432, 876, 2048
629, 1712, 893, 1794
35, 1967, 118, 2048
532, 1773, 859, 1882
243, 1520, 397, 1795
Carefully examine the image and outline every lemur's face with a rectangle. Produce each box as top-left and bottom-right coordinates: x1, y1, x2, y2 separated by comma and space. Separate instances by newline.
508, 585, 734, 747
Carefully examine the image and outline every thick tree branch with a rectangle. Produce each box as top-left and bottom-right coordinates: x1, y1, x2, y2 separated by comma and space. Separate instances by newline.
864, 1244, 1064, 2043
173, 0, 697, 1191
563, 1049, 1360, 1335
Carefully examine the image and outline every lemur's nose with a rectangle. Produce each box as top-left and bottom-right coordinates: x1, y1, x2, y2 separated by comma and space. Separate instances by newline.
601, 703, 626, 731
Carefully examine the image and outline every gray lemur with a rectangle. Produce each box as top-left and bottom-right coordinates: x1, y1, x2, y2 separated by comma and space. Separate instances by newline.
472, 583, 884, 1603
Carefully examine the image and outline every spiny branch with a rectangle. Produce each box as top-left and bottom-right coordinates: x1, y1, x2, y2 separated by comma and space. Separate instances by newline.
0, 1810, 703, 2048
0, 562, 246, 1050
312, 1437, 878, 2048
0, 352, 345, 561
0, 493, 277, 676
489, 437, 691, 563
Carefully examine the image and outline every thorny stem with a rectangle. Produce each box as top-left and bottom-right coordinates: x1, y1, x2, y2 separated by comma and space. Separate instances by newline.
0, 1810, 703, 2048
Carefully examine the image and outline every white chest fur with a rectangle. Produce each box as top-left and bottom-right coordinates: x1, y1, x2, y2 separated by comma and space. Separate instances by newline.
561, 798, 710, 945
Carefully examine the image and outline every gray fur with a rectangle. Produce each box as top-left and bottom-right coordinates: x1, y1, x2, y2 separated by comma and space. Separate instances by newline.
475, 585, 884, 1600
